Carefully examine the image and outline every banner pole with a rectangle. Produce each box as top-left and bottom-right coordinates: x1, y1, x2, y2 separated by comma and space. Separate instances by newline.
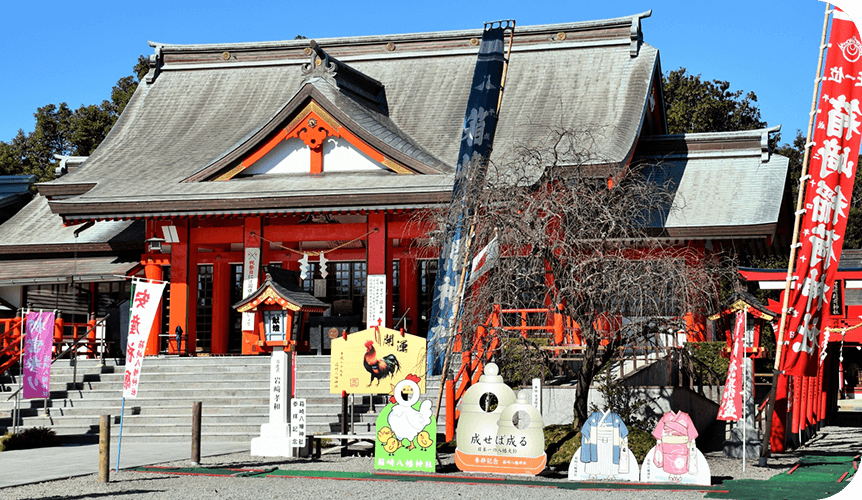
762, 2, 832, 461
116, 396, 126, 472
743, 308, 748, 473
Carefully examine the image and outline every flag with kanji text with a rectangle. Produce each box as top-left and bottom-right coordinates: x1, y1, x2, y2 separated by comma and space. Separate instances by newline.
122, 280, 166, 398
782, 8, 862, 377
717, 311, 745, 421
22, 311, 55, 399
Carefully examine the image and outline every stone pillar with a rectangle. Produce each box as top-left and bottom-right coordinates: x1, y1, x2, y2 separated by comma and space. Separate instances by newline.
250, 350, 293, 456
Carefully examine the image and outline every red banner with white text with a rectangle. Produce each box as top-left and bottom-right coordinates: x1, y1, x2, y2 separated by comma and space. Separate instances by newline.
782, 8, 862, 376
717, 311, 745, 421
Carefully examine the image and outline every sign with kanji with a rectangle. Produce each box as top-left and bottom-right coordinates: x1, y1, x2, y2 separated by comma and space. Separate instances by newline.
782, 8, 862, 377
717, 312, 745, 421
366, 274, 386, 329
22, 311, 55, 399
290, 398, 307, 448
122, 280, 167, 398
374, 376, 436, 472
241, 248, 261, 331
330, 326, 426, 395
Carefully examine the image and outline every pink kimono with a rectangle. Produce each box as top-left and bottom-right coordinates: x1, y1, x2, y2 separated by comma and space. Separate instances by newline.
652, 411, 698, 475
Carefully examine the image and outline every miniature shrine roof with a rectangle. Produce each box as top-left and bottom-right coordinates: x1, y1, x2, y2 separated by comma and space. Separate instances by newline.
40, 13, 664, 221
708, 289, 777, 321
234, 266, 330, 313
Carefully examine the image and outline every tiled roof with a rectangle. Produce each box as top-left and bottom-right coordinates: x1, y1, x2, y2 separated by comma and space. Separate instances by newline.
0, 195, 143, 253
635, 128, 788, 237
0, 255, 140, 285
41, 14, 660, 220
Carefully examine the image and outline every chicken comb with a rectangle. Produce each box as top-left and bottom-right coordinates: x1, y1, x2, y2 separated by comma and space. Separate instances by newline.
406, 374, 421, 383
365, 340, 374, 347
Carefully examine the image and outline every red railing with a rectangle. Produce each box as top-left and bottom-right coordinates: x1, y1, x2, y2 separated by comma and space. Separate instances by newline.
444, 305, 581, 441
0, 314, 101, 377
0, 317, 24, 376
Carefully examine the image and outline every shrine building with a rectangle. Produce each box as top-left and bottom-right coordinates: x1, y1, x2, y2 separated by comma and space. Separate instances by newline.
0, 12, 792, 357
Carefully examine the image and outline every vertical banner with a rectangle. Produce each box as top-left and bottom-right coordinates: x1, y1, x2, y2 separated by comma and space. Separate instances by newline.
22, 311, 56, 399
782, 8, 862, 376
241, 248, 261, 331
122, 280, 167, 398
717, 312, 745, 421
366, 274, 386, 329
427, 24, 507, 374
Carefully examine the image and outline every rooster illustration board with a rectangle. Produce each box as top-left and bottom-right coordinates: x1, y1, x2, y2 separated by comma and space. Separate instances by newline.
363, 340, 401, 386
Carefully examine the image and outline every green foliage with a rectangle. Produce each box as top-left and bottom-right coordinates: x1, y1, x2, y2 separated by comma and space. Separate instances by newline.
496, 337, 551, 388
544, 424, 656, 466
588, 365, 659, 432
662, 67, 767, 135
0, 427, 59, 452
0, 55, 147, 181
544, 424, 580, 466
684, 341, 729, 385
625, 427, 656, 464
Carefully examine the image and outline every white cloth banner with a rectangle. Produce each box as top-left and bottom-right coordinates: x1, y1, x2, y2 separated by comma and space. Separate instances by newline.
123, 280, 167, 398
242, 248, 261, 331
467, 236, 499, 287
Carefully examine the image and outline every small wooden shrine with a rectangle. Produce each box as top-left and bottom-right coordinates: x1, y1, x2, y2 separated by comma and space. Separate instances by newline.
234, 266, 329, 352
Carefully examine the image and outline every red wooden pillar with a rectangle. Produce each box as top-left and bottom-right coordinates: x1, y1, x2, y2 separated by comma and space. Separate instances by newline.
211, 259, 230, 354
144, 259, 163, 356
169, 219, 190, 355
770, 374, 789, 453
823, 357, 830, 424
367, 211, 391, 327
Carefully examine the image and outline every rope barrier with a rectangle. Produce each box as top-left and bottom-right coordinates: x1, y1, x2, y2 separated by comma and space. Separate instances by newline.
249, 228, 378, 257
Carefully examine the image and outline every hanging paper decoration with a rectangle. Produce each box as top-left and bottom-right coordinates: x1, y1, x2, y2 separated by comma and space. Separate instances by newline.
319, 252, 328, 279
299, 254, 310, 281
568, 410, 639, 482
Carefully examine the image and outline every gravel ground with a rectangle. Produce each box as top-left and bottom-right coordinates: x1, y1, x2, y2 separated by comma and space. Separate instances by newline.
1, 426, 859, 500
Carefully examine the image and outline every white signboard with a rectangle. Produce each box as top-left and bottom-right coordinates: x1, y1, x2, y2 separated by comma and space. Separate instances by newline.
366, 274, 386, 329
290, 398, 307, 448
242, 247, 261, 331
532, 378, 542, 414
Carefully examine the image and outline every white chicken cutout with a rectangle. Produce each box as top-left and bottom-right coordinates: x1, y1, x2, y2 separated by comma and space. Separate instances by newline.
388, 376, 432, 449
374, 374, 436, 472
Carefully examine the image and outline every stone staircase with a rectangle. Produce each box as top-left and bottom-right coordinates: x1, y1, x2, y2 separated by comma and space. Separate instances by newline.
0, 355, 445, 443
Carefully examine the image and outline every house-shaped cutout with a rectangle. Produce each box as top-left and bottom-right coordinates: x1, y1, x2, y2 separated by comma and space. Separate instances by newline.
186, 42, 448, 182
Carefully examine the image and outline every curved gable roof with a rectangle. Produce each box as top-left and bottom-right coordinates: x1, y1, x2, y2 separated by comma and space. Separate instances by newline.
41, 13, 660, 220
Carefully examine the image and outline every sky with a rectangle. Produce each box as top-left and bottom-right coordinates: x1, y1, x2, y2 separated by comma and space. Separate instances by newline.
1, 0, 860, 147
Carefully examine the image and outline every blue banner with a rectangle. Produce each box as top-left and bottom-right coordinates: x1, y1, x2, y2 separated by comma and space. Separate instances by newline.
426, 25, 507, 375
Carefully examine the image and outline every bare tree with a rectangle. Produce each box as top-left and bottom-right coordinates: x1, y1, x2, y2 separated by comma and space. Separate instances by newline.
419, 126, 731, 426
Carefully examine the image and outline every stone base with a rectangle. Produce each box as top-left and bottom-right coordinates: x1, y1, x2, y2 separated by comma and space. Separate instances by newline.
250, 423, 293, 457
723, 428, 762, 459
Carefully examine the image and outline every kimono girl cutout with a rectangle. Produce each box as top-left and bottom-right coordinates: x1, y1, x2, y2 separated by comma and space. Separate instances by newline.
640, 410, 710, 485
653, 410, 698, 476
